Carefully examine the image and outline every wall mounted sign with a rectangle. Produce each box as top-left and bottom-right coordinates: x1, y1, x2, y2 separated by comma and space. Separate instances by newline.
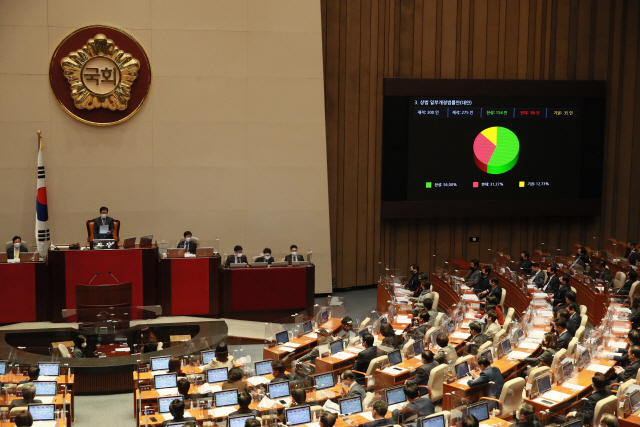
49, 25, 151, 126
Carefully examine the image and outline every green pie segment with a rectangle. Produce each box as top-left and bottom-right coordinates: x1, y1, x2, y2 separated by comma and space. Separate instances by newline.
473, 126, 519, 174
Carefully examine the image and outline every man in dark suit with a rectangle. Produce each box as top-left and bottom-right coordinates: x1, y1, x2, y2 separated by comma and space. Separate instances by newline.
478, 277, 502, 302
556, 310, 576, 336
93, 206, 115, 240
531, 263, 545, 288
409, 350, 438, 386
543, 266, 560, 293
392, 383, 434, 423
464, 260, 482, 285
596, 260, 613, 282
404, 264, 421, 292
467, 356, 504, 410
270, 360, 292, 383
8, 383, 42, 410
225, 245, 248, 267
353, 333, 377, 375
515, 402, 541, 427
161, 399, 196, 427
614, 345, 640, 382
519, 251, 533, 275
468, 321, 489, 345
364, 401, 394, 427
18, 365, 39, 384
255, 247, 275, 264
627, 242, 639, 265
473, 266, 492, 295
567, 303, 582, 332
555, 319, 571, 349
551, 275, 572, 307
284, 245, 304, 263
176, 231, 197, 254
340, 370, 366, 400
229, 392, 261, 417
7, 236, 28, 260
617, 270, 637, 295
566, 373, 611, 425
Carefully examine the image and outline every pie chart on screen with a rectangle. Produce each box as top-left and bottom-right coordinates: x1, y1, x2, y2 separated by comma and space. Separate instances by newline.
473, 126, 519, 174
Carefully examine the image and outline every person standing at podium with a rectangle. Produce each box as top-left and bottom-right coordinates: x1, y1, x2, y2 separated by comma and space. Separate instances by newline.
93, 206, 114, 239
225, 245, 247, 267
284, 245, 304, 262
7, 236, 27, 260
177, 231, 197, 254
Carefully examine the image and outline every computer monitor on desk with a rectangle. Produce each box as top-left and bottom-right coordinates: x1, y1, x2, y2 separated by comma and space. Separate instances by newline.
206, 367, 228, 383
249, 262, 268, 268
466, 402, 490, 422
229, 262, 247, 269
339, 396, 363, 416
0, 361, 6, 375
38, 362, 59, 377
284, 406, 312, 426
122, 237, 136, 249
254, 360, 273, 376
269, 261, 288, 268
420, 414, 446, 427
158, 395, 184, 414
201, 350, 216, 365
228, 415, 256, 427
139, 235, 153, 247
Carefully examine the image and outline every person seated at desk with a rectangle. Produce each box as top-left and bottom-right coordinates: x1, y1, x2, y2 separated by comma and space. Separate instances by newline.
629, 295, 640, 330
462, 415, 479, 427
614, 329, 640, 367
352, 333, 377, 375
467, 356, 504, 410
177, 231, 197, 254
473, 266, 492, 295
404, 264, 421, 292
484, 310, 501, 340
614, 345, 640, 383
553, 289, 576, 313
363, 400, 393, 427
320, 412, 337, 427
254, 248, 275, 264
555, 309, 576, 336
73, 334, 86, 358
334, 317, 355, 340
282, 388, 317, 423
478, 277, 501, 302
408, 350, 438, 387
515, 402, 540, 427
139, 326, 159, 353
168, 358, 187, 377
522, 332, 557, 367
162, 399, 196, 427
567, 373, 611, 425
410, 279, 432, 305
627, 241, 639, 262
339, 370, 366, 400
600, 414, 619, 427
464, 260, 482, 285
9, 383, 42, 410
531, 263, 545, 288
93, 206, 115, 240
422, 298, 438, 323
567, 302, 582, 331
391, 383, 434, 424
229, 392, 260, 418
18, 365, 39, 384
284, 245, 304, 263
271, 360, 292, 383
434, 333, 458, 370
543, 266, 560, 293
595, 260, 613, 283
412, 311, 431, 338
475, 296, 504, 325
379, 323, 401, 349
15, 412, 33, 427
225, 245, 248, 267
519, 251, 533, 275
555, 319, 572, 350
616, 270, 637, 296
222, 367, 248, 392
293, 328, 330, 365
203, 342, 234, 370
550, 275, 571, 307
571, 247, 591, 269
177, 377, 191, 400
467, 321, 489, 345
7, 236, 27, 260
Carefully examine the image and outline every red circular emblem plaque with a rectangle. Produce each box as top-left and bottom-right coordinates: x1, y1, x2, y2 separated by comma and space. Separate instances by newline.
49, 25, 151, 126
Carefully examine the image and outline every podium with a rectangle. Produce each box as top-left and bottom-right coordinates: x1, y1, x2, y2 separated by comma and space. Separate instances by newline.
75, 282, 132, 325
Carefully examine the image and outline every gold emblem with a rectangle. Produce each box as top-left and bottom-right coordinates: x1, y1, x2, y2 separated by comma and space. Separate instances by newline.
61, 34, 140, 111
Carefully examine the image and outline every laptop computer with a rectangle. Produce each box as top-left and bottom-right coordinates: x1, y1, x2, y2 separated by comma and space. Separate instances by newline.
269, 261, 288, 268
154, 373, 178, 396
20, 252, 38, 262
28, 404, 56, 427
562, 360, 574, 379
467, 402, 490, 422
454, 360, 470, 380
559, 420, 582, 427
213, 389, 239, 407
38, 362, 59, 380
339, 396, 363, 416
385, 385, 407, 406
158, 395, 184, 414
276, 330, 289, 345
580, 349, 591, 366
150, 356, 171, 373
167, 248, 185, 258
206, 367, 228, 384
0, 253, 7, 263
196, 247, 214, 257
446, 321, 455, 334
33, 381, 57, 404
201, 350, 216, 365
420, 414, 446, 427
228, 414, 256, 427
0, 360, 7, 375
313, 372, 335, 390
318, 310, 329, 325
122, 237, 136, 249
499, 339, 512, 356
629, 390, 640, 413
254, 360, 273, 376
330, 340, 344, 355
388, 350, 403, 366
302, 320, 313, 335
479, 348, 493, 364
139, 235, 153, 247
249, 262, 268, 268
268, 381, 291, 404
284, 405, 312, 426
535, 374, 557, 401
413, 340, 425, 356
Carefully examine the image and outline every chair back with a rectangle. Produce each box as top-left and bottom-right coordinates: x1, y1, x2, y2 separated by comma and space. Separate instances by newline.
360, 317, 371, 329
5, 241, 28, 251
402, 339, 415, 357
427, 364, 447, 402
550, 349, 567, 372
431, 292, 440, 311
362, 392, 374, 410
348, 336, 359, 347
505, 307, 515, 320
86, 219, 121, 243
580, 305, 587, 316
498, 377, 525, 416
570, 286, 577, 294
613, 271, 626, 289
580, 316, 588, 328
366, 355, 388, 377
566, 338, 578, 357
575, 326, 586, 342
492, 329, 506, 346
478, 341, 492, 354
500, 289, 506, 307
616, 378, 636, 402
630, 281, 640, 301
502, 317, 512, 332
434, 313, 444, 328
58, 344, 71, 358
526, 366, 550, 390
592, 395, 618, 425
9, 407, 27, 415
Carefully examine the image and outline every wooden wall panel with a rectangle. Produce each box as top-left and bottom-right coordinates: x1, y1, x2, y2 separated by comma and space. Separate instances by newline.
321, 0, 640, 288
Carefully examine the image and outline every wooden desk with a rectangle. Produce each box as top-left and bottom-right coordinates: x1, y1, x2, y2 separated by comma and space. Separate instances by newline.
96, 343, 131, 357
375, 356, 423, 390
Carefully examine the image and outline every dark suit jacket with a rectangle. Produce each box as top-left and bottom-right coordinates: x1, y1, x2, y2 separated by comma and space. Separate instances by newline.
473, 276, 491, 295
354, 345, 378, 374
524, 348, 556, 367
599, 268, 612, 282
405, 273, 421, 291
254, 256, 275, 264
520, 260, 532, 275
9, 398, 42, 410
617, 359, 640, 382
413, 361, 439, 385
270, 373, 293, 383
225, 254, 248, 267
346, 382, 367, 400
6, 246, 28, 260
392, 397, 435, 423
575, 389, 612, 425
93, 216, 115, 239
568, 313, 581, 332
630, 251, 640, 266
363, 419, 394, 427
614, 348, 630, 367
467, 366, 504, 399
177, 240, 197, 254
566, 319, 577, 337
284, 254, 304, 262
618, 279, 634, 296
544, 275, 560, 293
229, 408, 261, 418
470, 333, 489, 345
532, 271, 545, 288
161, 416, 196, 427
557, 331, 571, 350
484, 285, 502, 302
553, 284, 571, 307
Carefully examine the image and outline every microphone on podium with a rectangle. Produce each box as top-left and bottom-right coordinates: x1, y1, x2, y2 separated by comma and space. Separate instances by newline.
109, 271, 120, 284
88, 272, 99, 284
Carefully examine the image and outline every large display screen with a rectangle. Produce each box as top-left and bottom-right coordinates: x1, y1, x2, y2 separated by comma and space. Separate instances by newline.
382, 79, 606, 217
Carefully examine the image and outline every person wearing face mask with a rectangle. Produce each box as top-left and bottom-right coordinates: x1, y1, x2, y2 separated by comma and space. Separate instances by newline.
339, 370, 366, 400
177, 231, 197, 254
73, 334, 87, 358
284, 245, 304, 263
7, 236, 27, 260
514, 402, 540, 427
404, 264, 421, 291
93, 206, 115, 240
255, 248, 275, 264
225, 245, 248, 267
